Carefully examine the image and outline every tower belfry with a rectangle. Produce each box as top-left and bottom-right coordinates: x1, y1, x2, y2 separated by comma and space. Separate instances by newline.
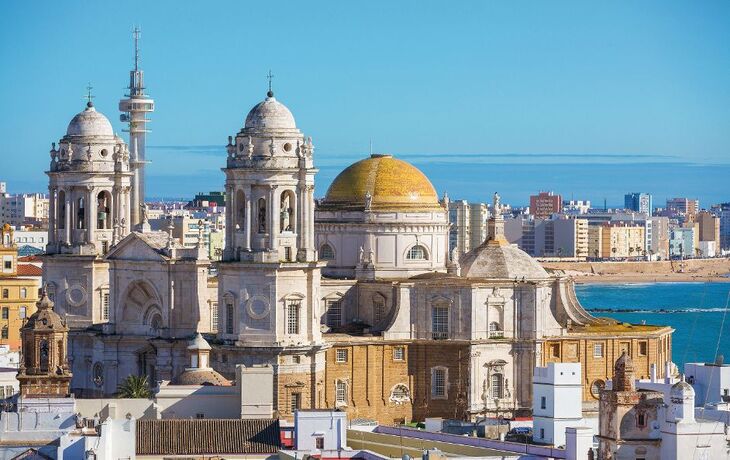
119, 26, 154, 226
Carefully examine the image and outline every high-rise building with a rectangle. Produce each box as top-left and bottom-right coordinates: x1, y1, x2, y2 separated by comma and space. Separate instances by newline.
530, 192, 562, 219
666, 197, 699, 218
696, 211, 721, 249
624, 192, 652, 216
0, 191, 49, 228
719, 203, 730, 250
505, 216, 588, 258
588, 223, 645, 259
448, 200, 488, 255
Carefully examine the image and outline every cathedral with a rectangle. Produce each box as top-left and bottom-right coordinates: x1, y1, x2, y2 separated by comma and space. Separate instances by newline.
41, 74, 672, 424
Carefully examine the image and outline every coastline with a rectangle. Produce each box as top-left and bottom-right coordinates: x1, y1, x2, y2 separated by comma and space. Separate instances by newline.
540, 258, 730, 285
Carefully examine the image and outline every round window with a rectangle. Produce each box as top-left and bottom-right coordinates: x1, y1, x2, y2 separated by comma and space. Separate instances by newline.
100, 149, 108, 158
283, 142, 292, 152
590, 379, 605, 399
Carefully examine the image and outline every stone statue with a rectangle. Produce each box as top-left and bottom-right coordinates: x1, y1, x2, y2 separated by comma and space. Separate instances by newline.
140, 203, 148, 223
358, 246, 365, 264
269, 137, 276, 156
368, 248, 375, 265
246, 136, 254, 157
86, 144, 92, 161
492, 192, 502, 217
364, 191, 372, 210
280, 195, 291, 231
451, 247, 460, 265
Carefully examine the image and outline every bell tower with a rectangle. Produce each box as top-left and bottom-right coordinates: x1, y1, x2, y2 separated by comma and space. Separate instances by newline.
17, 292, 72, 397
43, 97, 133, 326
218, 86, 322, 344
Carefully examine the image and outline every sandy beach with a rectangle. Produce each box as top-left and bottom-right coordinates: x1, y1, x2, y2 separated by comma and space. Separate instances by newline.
540, 258, 730, 284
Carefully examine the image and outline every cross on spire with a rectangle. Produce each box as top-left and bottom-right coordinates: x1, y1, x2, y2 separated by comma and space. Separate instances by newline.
266, 70, 274, 97
85, 83, 95, 107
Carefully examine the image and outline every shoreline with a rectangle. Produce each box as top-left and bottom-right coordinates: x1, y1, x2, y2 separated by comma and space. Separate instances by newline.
571, 274, 730, 285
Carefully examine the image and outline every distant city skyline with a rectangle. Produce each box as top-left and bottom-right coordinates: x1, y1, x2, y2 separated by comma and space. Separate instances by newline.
1, 1, 729, 205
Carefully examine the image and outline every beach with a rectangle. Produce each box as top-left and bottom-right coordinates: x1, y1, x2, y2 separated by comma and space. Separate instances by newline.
541, 257, 730, 284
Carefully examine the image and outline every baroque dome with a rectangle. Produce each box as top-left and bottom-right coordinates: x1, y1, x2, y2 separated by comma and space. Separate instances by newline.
243, 92, 297, 132
66, 102, 114, 137
460, 237, 549, 280
322, 154, 442, 211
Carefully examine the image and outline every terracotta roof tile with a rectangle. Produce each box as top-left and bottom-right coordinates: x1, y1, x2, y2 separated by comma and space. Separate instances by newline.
135, 419, 281, 455
16, 264, 43, 276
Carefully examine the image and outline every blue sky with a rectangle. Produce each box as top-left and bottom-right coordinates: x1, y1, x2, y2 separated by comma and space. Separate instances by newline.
1, 1, 729, 206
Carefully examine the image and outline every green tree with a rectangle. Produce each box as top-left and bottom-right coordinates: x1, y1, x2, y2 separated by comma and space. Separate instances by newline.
117, 375, 152, 399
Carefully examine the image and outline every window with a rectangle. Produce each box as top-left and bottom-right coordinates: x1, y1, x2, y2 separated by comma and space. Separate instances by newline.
431, 306, 449, 340
540, 428, 545, 439
292, 355, 301, 364
284, 246, 292, 262
335, 348, 348, 363
102, 292, 110, 320
639, 341, 648, 356
20, 288, 26, 299
1, 289, 7, 299
540, 396, 546, 409
336, 380, 347, 404
102, 241, 109, 255
390, 384, 410, 402
319, 244, 335, 260
1, 327, 7, 340
225, 297, 234, 334
315, 437, 324, 449
287, 301, 300, 334
19, 307, 26, 319
406, 245, 427, 260
325, 299, 342, 328
488, 321, 503, 338
431, 368, 447, 398
196, 413, 205, 419
590, 379, 605, 399
491, 373, 503, 399
593, 343, 604, 358
550, 343, 560, 358
290, 393, 301, 413
637, 413, 646, 427
1, 307, 7, 319
211, 302, 219, 332
47, 284, 55, 302
373, 298, 385, 325
3, 261, 10, 271
393, 346, 405, 361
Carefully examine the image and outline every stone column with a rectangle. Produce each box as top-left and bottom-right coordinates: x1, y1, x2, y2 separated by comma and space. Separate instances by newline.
269, 186, 279, 251
87, 186, 96, 245
307, 185, 315, 253
64, 192, 71, 244
48, 186, 56, 243
244, 185, 252, 250
225, 185, 233, 256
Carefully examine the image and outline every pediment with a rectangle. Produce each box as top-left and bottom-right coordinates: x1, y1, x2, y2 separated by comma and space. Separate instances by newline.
105, 233, 168, 262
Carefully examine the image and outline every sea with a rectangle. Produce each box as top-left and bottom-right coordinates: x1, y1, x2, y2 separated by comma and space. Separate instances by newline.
574, 282, 730, 369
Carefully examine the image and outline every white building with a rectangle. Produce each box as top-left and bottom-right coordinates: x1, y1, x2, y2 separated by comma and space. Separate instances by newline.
532, 362, 583, 446
685, 361, 730, 406
0, 190, 48, 228
294, 409, 347, 451
11, 228, 47, 251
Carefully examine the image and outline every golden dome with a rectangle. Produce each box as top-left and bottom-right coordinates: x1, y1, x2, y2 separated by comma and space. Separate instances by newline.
322, 154, 442, 211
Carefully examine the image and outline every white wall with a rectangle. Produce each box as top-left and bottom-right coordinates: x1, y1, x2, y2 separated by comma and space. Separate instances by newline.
533, 363, 582, 447
294, 410, 347, 451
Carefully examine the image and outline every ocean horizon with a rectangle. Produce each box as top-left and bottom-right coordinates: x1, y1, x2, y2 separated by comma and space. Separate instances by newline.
575, 281, 730, 369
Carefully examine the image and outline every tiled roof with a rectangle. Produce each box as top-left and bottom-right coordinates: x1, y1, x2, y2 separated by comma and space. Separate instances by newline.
17, 246, 44, 257
17, 264, 43, 276
136, 419, 281, 455
18, 254, 42, 262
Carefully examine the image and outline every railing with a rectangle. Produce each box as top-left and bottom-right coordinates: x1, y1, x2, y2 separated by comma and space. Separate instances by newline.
431, 331, 448, 340
375, 425, 567, 459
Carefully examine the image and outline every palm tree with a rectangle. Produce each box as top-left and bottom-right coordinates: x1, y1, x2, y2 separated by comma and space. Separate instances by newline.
117, 375, 152, 399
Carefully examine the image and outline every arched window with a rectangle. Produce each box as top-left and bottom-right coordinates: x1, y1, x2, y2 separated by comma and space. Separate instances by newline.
406, 245, 427, 260
39, 339, 49, 372
280, 190, 295, 232
97, 191, 111, 229
58, 190, 66, 229
390, 384, 410, 403
46, 283, 56, 302
77, 197, 85, 229
236, 190, 246, 229
257, 198, 267, 233
319, 244, 335, 261
489, 321, 503, 338
491, 373, 503, 399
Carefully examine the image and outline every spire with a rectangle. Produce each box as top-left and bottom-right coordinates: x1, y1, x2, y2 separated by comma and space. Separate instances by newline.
133, 26, 141, 72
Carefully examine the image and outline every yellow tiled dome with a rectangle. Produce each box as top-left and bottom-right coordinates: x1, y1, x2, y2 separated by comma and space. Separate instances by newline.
322, 154, 442, 211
